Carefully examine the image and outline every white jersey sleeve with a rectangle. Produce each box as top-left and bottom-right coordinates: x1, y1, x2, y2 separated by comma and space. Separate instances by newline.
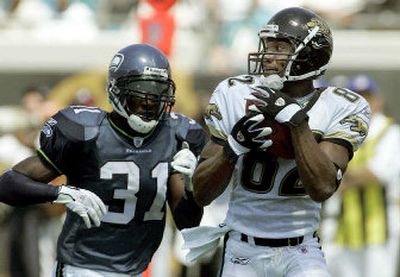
309, 86, 370, 155
204, 75, 259, 143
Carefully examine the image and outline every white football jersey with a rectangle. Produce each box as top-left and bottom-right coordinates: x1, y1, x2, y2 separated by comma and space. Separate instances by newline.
204, 74, 370, 238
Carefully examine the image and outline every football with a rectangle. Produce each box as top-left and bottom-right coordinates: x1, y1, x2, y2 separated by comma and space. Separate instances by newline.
260, 115, 295, 159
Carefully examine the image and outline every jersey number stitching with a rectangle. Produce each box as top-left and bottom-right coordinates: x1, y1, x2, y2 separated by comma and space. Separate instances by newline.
333, 88, 360, 102
100, 161, 168, 224
241, 153, 306, 196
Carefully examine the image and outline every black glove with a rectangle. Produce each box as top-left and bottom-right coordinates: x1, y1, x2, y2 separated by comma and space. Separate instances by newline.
224, 113, 272, 160
249, 86, 308, 127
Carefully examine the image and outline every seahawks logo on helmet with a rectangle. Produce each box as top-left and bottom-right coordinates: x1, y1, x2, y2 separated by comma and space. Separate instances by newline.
42, 117, 57, 138
109, 53, 124, 73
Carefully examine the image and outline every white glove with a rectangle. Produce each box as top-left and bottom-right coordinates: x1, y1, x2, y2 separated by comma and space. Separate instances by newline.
171, 141, 197, 178
227, 113, 273, 157
249, 86, 308, 127
53, 186, 107, 229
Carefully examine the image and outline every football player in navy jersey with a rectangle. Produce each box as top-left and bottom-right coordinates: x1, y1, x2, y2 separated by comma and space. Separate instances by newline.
0, 43, 207, 276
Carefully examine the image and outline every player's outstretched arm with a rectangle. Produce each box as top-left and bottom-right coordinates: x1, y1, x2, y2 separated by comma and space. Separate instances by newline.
0, 155, 106, 228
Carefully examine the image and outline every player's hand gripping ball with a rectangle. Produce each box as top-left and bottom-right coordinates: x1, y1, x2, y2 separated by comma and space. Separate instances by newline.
259, 114, 295, 159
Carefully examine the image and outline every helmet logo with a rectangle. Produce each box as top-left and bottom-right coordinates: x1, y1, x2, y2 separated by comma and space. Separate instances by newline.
143, 66, 169, 78
109, 53, 124, 72
306, 18, 331, 37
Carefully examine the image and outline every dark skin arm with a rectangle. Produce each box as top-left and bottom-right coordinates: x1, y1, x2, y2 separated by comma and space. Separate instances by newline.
168, 173, 203, 229
290, 121, 349, 202
192, 140, 235, 207
193, 127, 350, 206
168, 174, 186, 212
13, 155, 59, 183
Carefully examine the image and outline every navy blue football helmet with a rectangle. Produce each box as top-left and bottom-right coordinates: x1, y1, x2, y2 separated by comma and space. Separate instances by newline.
108, 44, 175, 134
248, 7, 333, 82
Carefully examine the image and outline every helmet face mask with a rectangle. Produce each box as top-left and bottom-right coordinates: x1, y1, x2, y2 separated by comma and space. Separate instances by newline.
248, 7, 333, 82
119, 78, 175, 122
254, 38, 295, 77
107, 44, 175, 134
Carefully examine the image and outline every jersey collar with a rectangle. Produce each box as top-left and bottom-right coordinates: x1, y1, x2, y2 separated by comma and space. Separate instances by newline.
108, 116, 160, 148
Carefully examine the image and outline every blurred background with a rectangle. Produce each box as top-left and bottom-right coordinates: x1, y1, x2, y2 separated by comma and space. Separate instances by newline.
0, 0, 399, 277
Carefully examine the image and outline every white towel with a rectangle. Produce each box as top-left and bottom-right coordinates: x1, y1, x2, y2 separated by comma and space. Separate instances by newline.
181, 223, 232, 263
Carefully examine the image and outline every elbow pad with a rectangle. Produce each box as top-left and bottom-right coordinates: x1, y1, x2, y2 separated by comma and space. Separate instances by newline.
0, 170, 59, 206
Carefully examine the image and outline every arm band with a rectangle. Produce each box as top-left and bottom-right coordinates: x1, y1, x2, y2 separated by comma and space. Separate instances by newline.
173, 190, 204, 230
0, 170, 59, 206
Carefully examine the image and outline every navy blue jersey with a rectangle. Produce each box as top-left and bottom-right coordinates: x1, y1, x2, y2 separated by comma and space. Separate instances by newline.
38, 106, 206, 274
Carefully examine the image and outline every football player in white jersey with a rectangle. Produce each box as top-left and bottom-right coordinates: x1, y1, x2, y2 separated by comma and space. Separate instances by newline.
182, 7, 371, 277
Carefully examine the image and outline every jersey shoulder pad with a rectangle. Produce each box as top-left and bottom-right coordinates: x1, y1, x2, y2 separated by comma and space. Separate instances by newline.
207, 74, 256, 121
169, 112, 207, 156
50, 106, 107, 142
323, 86, 368, 107
323, 87, 370, 120
213, 74, 256, 96
205, 75, 257, 138
319, 87, 371, 152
